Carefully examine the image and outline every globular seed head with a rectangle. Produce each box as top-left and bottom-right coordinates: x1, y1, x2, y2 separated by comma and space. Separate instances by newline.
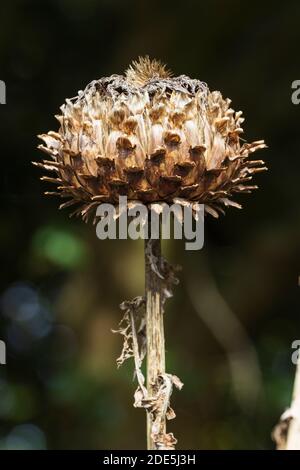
34, 57, 267, 221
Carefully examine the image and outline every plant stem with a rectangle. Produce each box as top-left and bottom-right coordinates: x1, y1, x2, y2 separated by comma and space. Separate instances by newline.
145, 234, 165, 450
286, 357, 300, 449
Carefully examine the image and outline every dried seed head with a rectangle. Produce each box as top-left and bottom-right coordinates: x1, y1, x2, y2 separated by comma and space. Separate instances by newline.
34, 57, 267, 222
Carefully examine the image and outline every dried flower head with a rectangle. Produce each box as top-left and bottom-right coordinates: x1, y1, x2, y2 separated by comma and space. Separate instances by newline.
34, 56, 267, 221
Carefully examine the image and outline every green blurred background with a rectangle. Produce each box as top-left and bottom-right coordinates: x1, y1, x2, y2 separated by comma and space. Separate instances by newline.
0, 0, 300, 450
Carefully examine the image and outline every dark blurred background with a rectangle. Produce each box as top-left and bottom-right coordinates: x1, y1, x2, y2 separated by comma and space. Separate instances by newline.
0, 0, 299, 450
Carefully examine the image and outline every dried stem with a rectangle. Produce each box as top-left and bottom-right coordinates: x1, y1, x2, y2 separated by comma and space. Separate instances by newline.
114, 210, 183, 450
145, 235, 165, 449
273, 357, 300, 449
286, 358, 300, 449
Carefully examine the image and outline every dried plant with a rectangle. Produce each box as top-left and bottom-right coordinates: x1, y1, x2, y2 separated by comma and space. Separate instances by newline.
34, 56, 266, 221
34, 57, 267, 449
273, 358, 300, 450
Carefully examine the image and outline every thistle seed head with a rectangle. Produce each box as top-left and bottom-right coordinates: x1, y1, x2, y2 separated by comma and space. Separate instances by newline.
34, 57, 267, 222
